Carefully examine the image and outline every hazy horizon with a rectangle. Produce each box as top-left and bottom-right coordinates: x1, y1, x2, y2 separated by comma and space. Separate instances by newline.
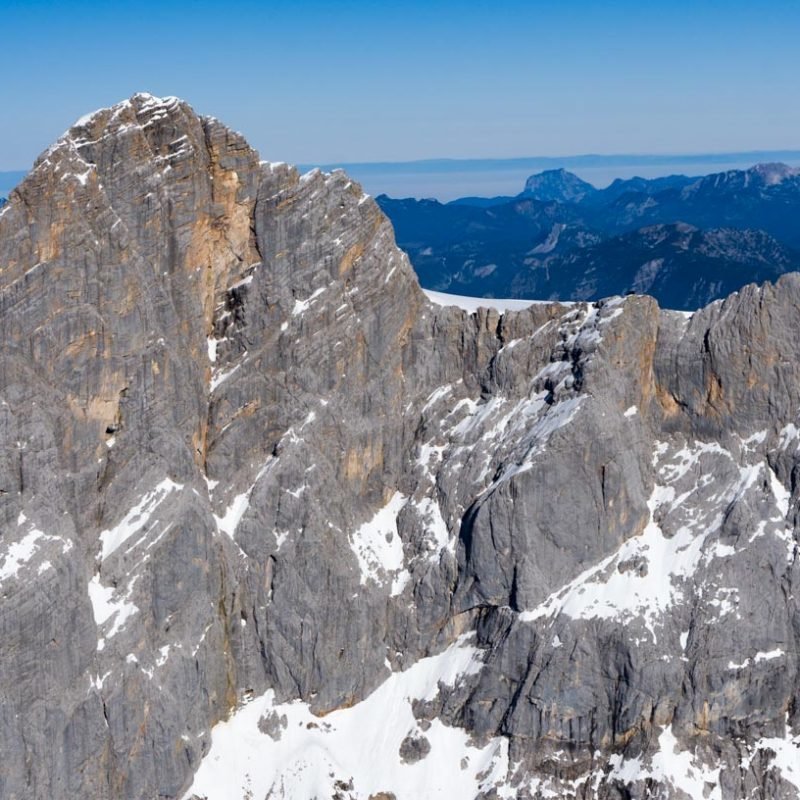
344, 159, 800, 201
4, 149, 800, 203
299, 150, 800, 200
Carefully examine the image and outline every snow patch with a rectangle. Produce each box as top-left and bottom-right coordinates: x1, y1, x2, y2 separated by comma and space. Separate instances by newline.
210, 360, 243, 391
74, 108, 103, 128
214, 460, 276, 542
743, 723, 800, 791
88, 575, 138, 649
649, 726, 720, 799
769, 466, 791, 518
182, 636, 505, 800
99, 479, 182, 561
519, 501, 709, 640
349, 492, 410, 596
0, 516, 71, 584
755, 648, 784, 663
412, 497, 452, 559
423, 289, 557, 313
779, 423, 800, 451
0, 529, 46, 582
605, 725, 721, 798
422, 384, 454, 413
228, 272, 255, 291
292, 287, 326, 316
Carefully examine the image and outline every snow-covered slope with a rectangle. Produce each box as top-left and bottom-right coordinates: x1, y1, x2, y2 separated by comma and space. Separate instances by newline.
423, 288, 559, 312
184, 637, 509, 800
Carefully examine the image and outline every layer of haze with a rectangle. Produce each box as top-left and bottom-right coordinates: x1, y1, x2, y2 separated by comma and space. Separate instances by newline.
2, 0, 799, 185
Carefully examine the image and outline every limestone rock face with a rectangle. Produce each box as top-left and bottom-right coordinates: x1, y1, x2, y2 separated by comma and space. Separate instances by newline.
2, 94, 800, 799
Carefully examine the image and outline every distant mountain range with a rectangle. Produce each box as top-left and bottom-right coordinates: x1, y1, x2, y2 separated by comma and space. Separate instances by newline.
377, 163, 800, 310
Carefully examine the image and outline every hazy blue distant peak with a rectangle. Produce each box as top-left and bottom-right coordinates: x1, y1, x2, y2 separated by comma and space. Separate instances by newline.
704, 161, 797, 184
749, 162, 799, 182
677, 162, 800, 201
521, 168, 597, 203
519, 168, 699, 205
598, 173, 696, 201
518, 162, 800, 207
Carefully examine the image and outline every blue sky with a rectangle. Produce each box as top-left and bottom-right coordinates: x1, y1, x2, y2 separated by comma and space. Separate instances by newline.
1, 0, 799, 170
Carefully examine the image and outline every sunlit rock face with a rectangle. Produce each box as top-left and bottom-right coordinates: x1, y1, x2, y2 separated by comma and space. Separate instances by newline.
2, 94, 800, 799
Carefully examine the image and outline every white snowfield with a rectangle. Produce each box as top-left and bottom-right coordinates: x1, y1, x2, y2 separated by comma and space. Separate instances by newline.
182, 631, 800, 800
423, 289, 561, 313
182, 636, 509, 800
0, 512, 72, 585
423, 289, 697, 318
87, 575, 138, 651
348, 491, 411, 596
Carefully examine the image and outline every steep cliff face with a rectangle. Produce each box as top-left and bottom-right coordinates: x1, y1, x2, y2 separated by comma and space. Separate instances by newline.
1, 95, 800, 800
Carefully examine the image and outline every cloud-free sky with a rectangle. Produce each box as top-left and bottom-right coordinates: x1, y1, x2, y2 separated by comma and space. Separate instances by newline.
1, 0, 798, 170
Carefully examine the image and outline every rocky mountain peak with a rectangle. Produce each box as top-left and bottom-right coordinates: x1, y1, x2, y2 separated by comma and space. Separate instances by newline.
3, 97, 800, 799
522, 167, 597, 203
750, 161, 800, 185
678, 161, 800, 198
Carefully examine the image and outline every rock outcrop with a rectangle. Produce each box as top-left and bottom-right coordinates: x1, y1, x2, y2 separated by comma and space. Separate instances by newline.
1, 94, 800, 799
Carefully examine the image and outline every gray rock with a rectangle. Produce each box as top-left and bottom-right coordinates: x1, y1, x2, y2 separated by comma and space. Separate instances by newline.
258, 709, 288, 740
2, 93, 800, 799
398, 732, 431, 764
